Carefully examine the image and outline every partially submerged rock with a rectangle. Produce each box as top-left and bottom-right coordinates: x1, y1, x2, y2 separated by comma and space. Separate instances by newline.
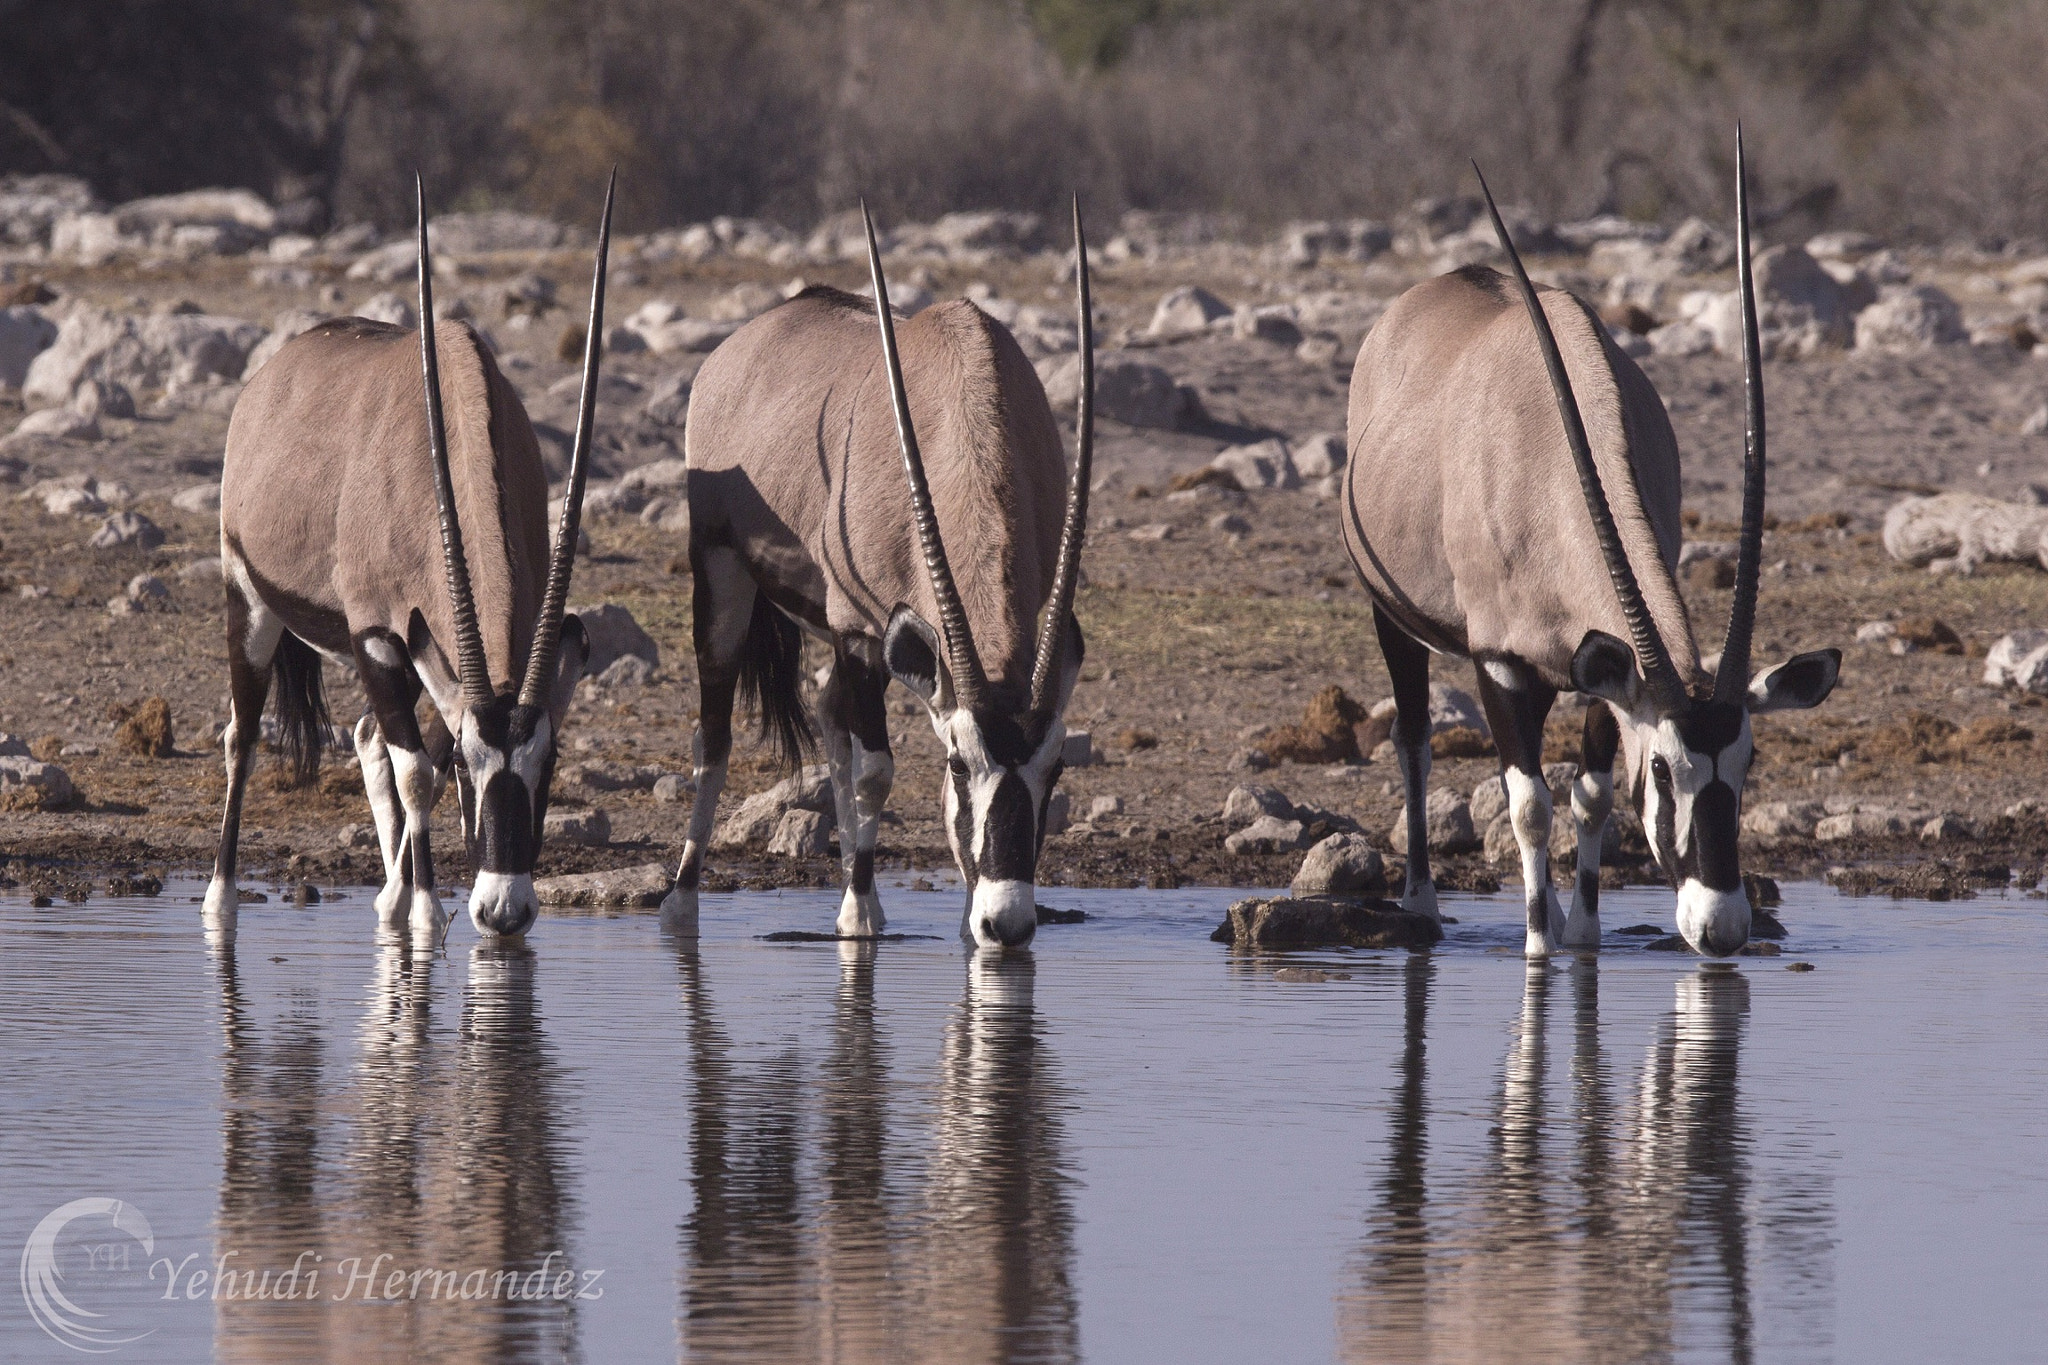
534, 862, 673, 907
1211, 896, 1441, 950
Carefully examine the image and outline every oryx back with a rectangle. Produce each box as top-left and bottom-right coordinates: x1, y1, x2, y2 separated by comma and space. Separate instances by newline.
1343, 266, 1695, 692
221, 317, 550, 682
686, 287, 1067, 702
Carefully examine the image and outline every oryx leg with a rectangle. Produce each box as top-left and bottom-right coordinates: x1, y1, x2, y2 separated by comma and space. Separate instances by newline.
354, 712, 404, 882
1374, 603, 1439, 922
663, 545, 756, 935
353, 628, 445, 942
818, 643, 894, 937
1474, 656, 1562, 956
355, 709, 456, 885
1565, 702, 1621, 947
204, 583, 286, 929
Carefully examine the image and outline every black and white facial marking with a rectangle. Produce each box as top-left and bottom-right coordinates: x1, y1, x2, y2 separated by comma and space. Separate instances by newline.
1574, 631, 1840, 958
884, 607, 1079, 949
445, 618, 588, 938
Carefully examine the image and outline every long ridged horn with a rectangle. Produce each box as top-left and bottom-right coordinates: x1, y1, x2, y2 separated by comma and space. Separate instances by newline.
417, 174, 492, 710
1028, 195, 1093, 716
861, 202, 988, 707
519, 170, 615, 710
1714, 128, 1765, 706
1475, 164, 1686, 711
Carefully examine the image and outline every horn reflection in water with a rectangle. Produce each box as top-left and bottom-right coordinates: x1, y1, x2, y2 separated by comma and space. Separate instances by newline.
211, 939, 579, 1362
672, 943, 1077, 1363
1342, 960, 1822, 1361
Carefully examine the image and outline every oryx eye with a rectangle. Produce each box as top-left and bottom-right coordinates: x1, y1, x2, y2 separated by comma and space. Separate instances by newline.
1650, 755, 1672, 784
948, 755, 969, 780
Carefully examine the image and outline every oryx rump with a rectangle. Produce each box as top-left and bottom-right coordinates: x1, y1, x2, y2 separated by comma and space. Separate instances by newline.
203, 176, 615, 942
664, 202, 1094, 949
1343, 135, 1839, 957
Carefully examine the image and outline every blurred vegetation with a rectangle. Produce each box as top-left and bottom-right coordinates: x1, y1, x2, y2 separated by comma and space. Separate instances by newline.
0, 0, 2043, 242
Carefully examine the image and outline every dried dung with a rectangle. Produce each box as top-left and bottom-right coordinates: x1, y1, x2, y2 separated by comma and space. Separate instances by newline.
112, 696, 174, 757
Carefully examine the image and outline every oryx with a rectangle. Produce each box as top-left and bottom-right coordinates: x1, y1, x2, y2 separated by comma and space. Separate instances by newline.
203, 176, 614, 942
662, 201, 1093, 948
1343, 135, 1839, 957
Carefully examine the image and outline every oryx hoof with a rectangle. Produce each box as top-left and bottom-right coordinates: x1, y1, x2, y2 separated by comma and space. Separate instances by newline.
1561, 906, 1602, 949
1525, 928, 1559, 958
201, 877, 240, 928
408, 888, 447, 943
836, 886, 886, 938
374, 877, 410, 924
659, 886, 700, 939
1403, 882, 1440, 923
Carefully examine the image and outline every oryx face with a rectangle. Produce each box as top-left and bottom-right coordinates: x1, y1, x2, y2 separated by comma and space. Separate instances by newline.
1577, 631, 1840, 957
886, 607, 1081, 949
454, 619, 589, 937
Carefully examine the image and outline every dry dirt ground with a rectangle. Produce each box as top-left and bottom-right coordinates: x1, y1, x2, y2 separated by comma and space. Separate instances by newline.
4, 243, 2048, 913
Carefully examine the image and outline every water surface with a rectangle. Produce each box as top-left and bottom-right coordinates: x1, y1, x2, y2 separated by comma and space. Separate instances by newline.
0, 879, 2042, 1362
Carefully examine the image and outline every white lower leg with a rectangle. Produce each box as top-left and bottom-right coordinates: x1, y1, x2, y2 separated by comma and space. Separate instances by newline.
1396, 732, 1438, 921
836, 742, 892, 937
1507, 768, 1561, 956
1564, 770, 1613, 947
354, 714, 404, 882
387, 744, 445, 939
203, 704, 257, 929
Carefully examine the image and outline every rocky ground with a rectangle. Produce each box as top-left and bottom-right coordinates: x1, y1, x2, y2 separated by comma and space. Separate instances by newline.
4, 185, 2048, 914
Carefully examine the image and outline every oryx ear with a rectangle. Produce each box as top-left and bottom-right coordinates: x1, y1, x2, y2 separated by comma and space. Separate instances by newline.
1571, 630, 1643, 708
546, 614, 590, 729
884, 607, 948, 710
1748, 647, 1840, 713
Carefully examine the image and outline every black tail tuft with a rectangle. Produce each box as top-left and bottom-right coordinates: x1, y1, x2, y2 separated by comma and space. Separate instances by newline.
271, 632, 331, 787
737, 592, 814, 770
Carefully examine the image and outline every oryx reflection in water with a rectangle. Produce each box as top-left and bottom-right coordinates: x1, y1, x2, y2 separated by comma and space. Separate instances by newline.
1342, 958, 1832, 1363
672, 939, 1078, 1363
206, 938, 582, 1363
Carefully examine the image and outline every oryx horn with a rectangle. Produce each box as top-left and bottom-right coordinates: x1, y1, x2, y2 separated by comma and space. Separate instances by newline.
417, 174, 492, 709
1475, 163, 1686, 711
1028, 194, 1093, 715
1714, 127, 1765, 706
519, 169, 615, 710
861, 201, 989, 706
